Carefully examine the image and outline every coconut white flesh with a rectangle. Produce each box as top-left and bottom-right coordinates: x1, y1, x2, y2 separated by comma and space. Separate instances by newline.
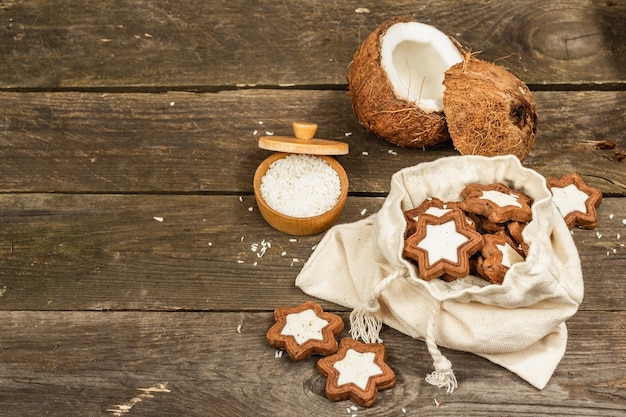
380, 22, 463, 112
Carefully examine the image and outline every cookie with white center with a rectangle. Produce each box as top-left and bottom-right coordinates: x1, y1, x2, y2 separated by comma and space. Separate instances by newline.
460, 183, 533, 224
404, 209, 483, 281
266, 301, 344, 361
546, 172, 602, 229
403, 198, 474, 238
316, 338, 396, 407
477, 231, 526, 284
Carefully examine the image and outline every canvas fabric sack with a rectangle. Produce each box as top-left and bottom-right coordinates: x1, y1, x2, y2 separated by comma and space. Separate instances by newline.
295, 155, 583, 391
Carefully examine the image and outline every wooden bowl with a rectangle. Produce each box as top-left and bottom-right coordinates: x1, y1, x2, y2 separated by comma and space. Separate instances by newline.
253, 152, 349, 236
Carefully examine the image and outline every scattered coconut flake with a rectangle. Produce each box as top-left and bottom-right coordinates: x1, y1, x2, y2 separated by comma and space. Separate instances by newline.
360, 208, 367, 216
281, 251, 287, 256
597, 232, 603, 239
239, 196, 244, 202
253, 261, 258, 266
355, 7, 370, 13
434, 398, 440, 407
350, 405, 358, 411
346, 408, 351, 414
258, 120, 264, 125
265, 131, 274, 136
251, 239, 271, 259
208, 242, 213, 247
237, 260, 244, 264
388, 149, 397, 155
623, 219, 626, 226
237, 317, 243, 333
253, 129, 258, 135
169, 101, 175, 107
402, 408, 407, 414
241, 236, 245, 242
248, 206, 254, 212
344, 132, 352, 137
609, 213, 614, 220
617, 233, 621, 240
274, 349, 283, 358
311, 244, 317, 251
153, 216, 164, 222
362, 151, 369, 156
289, 238, 298, 243
613, 248, 617, 253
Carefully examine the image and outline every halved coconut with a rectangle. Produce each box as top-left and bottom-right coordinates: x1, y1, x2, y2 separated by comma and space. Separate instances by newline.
349, 18, 538, 161
443, 55, 537, 161
348, 18, 464, 148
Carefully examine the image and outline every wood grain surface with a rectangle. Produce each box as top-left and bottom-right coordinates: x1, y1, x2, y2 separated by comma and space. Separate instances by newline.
1, 90, 625, 194
0, 1, 625, 415
1, 0, 624, 88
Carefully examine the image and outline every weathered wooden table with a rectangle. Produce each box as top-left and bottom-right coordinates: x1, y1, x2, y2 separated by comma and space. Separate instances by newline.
1, 1, 625, 416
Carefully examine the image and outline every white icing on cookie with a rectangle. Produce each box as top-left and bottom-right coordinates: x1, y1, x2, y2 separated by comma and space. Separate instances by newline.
495, 242, 524, 267
417, 220, 468, 265
424, 207, 452, 217
480, 190, 522, 208
333, 349, 382, 390
550, 184, 589, 217
412, 207, 451, 223
281, 309, 328, 344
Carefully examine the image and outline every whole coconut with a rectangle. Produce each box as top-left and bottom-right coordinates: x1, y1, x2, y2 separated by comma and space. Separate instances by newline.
348, 18, 464, 148
443, 54, 537, 161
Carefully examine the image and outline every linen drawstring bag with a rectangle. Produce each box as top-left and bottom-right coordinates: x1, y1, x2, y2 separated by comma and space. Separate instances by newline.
295, 155, 583, 391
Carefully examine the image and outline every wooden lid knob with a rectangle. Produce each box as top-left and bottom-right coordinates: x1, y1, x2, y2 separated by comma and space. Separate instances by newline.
292, 122, 318, 140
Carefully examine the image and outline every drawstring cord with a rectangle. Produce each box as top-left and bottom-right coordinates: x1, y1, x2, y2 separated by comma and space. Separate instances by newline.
424, 300, 457, 393
349, 268, 458, 393
349, 268, 405, 344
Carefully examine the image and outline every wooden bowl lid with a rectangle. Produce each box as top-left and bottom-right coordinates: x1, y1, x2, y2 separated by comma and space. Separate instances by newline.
258, 122, 349, 155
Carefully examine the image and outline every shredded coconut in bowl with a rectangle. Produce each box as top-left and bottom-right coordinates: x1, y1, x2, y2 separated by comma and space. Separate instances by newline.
260, 154, 342, 218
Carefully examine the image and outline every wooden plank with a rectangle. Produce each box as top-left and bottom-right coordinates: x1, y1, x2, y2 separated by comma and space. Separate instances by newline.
0, 194, 623, 312
1, 1, 624, 89
0, 310, 624, 416
1, 90, 625, 195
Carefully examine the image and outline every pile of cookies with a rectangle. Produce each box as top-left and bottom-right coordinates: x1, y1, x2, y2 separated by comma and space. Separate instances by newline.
403, 182, 533, 284
266, 301, 395, 407
403, 173, 602, 284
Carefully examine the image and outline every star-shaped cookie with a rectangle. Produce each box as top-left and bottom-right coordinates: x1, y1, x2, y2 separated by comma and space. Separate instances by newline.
476, 231, 526, 284
266, 301, 344, 361
316, 338, 396, 407
546, 172, 602, 229
460, 183, 533, 224
404, 209, 483, 280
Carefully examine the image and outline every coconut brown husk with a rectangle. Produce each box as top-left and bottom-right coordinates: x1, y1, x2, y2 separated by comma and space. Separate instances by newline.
443, 54, 537, 161
348, 17, 451, 148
